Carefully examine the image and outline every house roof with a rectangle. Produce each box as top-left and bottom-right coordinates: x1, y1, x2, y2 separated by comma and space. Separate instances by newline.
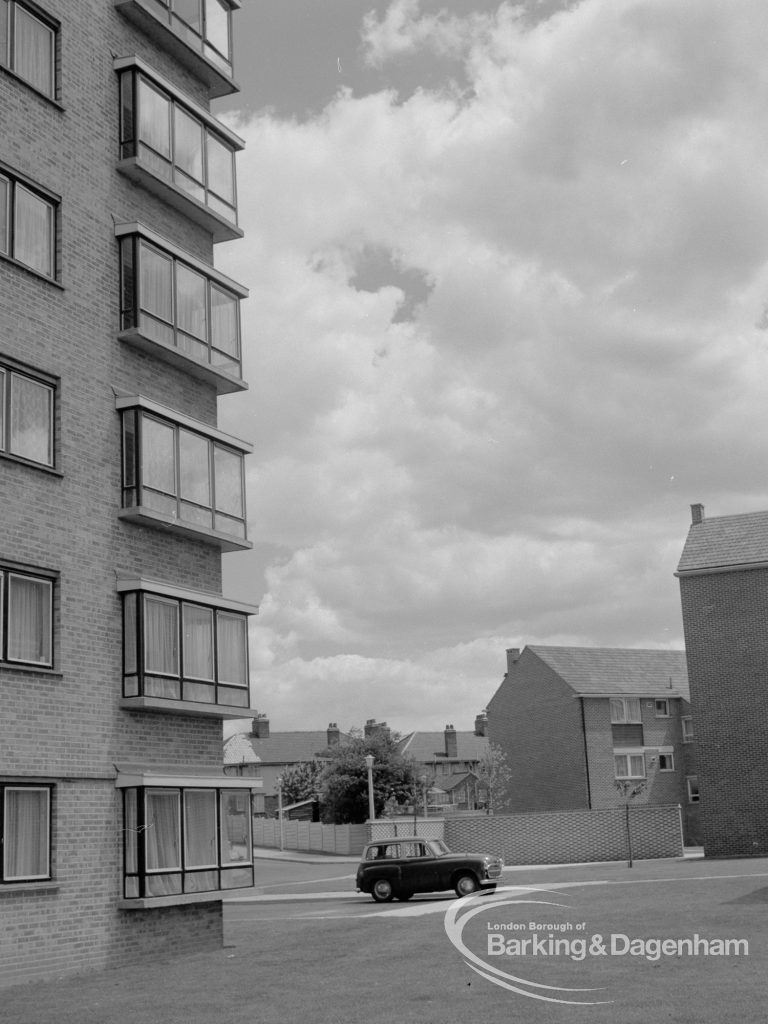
223, 731, 347, 767
440, 772, 478, 792
397, 731, 489, 763
677, 509, 768, 574
526, 646, 689, 700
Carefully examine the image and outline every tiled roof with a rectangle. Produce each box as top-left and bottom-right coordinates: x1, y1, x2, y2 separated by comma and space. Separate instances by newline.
223, 731, 347, 766
677, 509, 768, 573
527, 646, 689, 699
397, 731, 489, 763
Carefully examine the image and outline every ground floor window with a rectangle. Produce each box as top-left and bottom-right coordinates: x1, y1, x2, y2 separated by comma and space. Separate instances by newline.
1, 783, 51, 882
122, 785, 253, 898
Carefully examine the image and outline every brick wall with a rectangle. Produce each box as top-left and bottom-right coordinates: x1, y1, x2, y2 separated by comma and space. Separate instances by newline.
679, 567, 768, 856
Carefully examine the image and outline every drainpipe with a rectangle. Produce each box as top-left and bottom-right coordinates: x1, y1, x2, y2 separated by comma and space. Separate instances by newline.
579, 697, 592, 809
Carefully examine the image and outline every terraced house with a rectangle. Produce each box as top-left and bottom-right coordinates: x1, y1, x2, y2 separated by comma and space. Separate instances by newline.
0, 0, 261, 987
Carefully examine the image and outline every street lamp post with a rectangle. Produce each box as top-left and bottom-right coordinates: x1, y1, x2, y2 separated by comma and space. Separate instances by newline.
277, 775, 284, 851
421, 775, 428, 819
365, 754, 375, 821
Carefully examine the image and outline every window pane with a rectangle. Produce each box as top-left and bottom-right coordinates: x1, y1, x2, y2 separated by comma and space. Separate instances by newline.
139, 243, 173, 324
217, 612, 246, 685
184, 790, 217, 868
4, 788, 49, 880
630, 755, 645, 776
220, 790, 251, 865
0, 176, 8, 255
145, 790, 180, 870
8, 574, 51, 665
176, 263, 207, 340
123, 593, 137, 675
205, 0, 230, 56
0, 369, 5, 451
143, 596, 179, 675
141, 415, 176, 495
626, 699, 641, 722
124, 789, 138, 874
174, 0, 202, 33
183, 603, 214, 681
9, 372, 52, 465
138, 78, 171, 159
14, 6, 54, 97
14, 185, 53, 276
179, 428, 210, 505
214, 446, 242, 517
206, 134, 234, 203
0, 2, 7, 70
174, 106, 204, 184
210, 284, 239, 359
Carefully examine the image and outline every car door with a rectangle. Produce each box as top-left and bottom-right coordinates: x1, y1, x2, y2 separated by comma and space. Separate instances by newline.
400, 841, 437, 893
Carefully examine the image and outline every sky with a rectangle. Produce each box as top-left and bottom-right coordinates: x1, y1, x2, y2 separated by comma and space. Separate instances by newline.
213, 0, 768, 737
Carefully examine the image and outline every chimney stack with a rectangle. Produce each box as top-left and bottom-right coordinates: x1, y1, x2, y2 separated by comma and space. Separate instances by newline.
364, 719, 389, 738
327, 722, 340, 746
444, 724, 457, 758
506, 648, 521, 671
251, 715, 269, 740
690, 503, 705, 525
474, 710, 488, 737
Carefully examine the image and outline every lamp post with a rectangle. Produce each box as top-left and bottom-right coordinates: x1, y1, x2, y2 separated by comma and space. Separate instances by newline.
277, 775, 284, 851
365, 754, 375, 821
421, 775, 428, 820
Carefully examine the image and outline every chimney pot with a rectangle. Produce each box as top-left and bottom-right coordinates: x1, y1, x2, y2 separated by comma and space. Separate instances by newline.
691, 503, 705, 525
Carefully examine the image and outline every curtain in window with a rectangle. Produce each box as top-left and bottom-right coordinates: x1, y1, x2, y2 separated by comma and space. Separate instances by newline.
174, 107, 204, 187
10, 372, 52, 464
184, 790, 217, 868
176, 263, 207, 340
0, 370, 5, 451
183, 603, 214, 680
220, 791, 251, 864
143, 596, 179, 675
213, 446, 242, 516
0, 3, 8, 71
15, 6, 53, 97
138, 79, 171, 159
145, 790, 180, 870
8, 574, 51, 665
141, 415, 176, 494
178, 428, 210, 506
14, 185, 53, 276
0, 176, 8, 255
210, 284, 238, 359
217, 612, 246, 685
4, 788, 48, 879
124, 789, 138, 874
139, 244, 173, 324
123, 593, 137, 675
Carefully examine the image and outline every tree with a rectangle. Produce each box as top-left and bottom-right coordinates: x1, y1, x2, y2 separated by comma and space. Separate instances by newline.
279, 761, 322, 806
318, 732, 418, 824
476, 742, 513, 814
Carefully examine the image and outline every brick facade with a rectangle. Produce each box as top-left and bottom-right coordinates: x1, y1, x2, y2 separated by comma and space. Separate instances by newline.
1, 0, 257, 988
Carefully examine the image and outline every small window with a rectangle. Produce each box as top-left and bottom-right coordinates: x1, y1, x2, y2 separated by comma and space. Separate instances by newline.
0, 170, 57, 277
655, 699, 670, 718
682, 717, 694, 743
2, 784, 52, 882
610, 698, 641, 724
614, 751, 645, 779
0, 567, 53, 667
0, 1, 57, 98
0, 360, 55, 467
657, 752, 674, 772
687, 776, 700, 803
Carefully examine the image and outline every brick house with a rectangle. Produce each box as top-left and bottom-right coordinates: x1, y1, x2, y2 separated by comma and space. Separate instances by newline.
396, 717, 491, 811
487, 646, 699, 841
676, 503, 768, 857
0, 0, 262, 988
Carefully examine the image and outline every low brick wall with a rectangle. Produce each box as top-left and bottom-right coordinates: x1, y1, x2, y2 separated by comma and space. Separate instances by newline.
252, 819, 368, 856
444, 804, 683, 864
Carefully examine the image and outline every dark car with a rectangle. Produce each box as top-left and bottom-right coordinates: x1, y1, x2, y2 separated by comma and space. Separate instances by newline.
356, 836, 503, 902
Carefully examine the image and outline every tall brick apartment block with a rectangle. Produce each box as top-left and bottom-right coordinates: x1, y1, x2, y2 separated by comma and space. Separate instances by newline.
0, 0, 263, 987
487, 646, 699, 841
677, 503, 768, 857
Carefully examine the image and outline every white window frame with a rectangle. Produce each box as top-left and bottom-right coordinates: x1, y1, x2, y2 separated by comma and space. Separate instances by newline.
0, 566, 54, 667
0, 0, 57, 98
657, 749, 675, 772
614, 749, 646, 780
610, 697, 642, 724
2, 784, 52, 882
0, 167, 57, 278
682, 716, 694, 743
687, 776, 700, 803
0, 358, 56, 467
654, 699, 670, 718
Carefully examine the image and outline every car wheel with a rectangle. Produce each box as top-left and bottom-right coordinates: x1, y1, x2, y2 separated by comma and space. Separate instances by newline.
372, 878, 395, 902
454, 873, 479, 898
396, 890, 413, 901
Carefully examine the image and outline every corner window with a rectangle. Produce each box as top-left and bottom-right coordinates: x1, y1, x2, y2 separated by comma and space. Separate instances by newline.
0, 170, 56, 278
0, 359, 55, 467
687, 776, 700, 803
682, 716, 694, 743
120, 403, 247, 542
0, 567, 53, 667
2, 784, 51, 882
118, 60, 238, 227
610, 698, 641, 724
614, 750, 645, 780
121, 586, 251, 708
118, 228, 243, 381
122, 785, 253, 898
0, 1, 57, 98
654, 699, 670, 718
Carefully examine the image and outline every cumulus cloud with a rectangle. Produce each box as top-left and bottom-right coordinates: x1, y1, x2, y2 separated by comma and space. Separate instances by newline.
219, 0, 768, 730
